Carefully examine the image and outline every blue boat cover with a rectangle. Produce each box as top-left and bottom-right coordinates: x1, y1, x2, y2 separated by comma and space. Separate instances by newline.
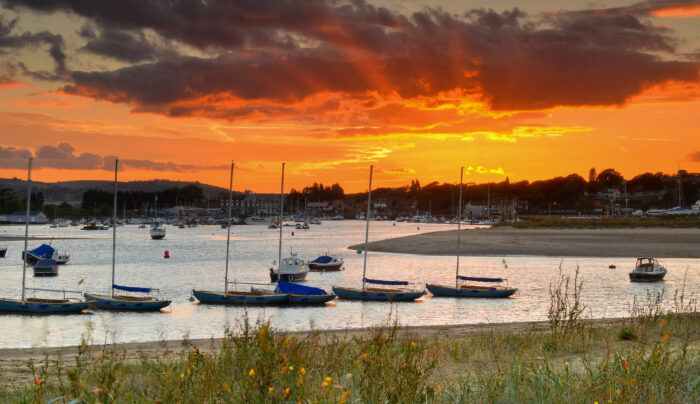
310, 255, 334, 264
457, 275, 504, 283
29, 244, 54, 259
363, 278, 409, 286
35, 259, 57, 267
275, 280, 325, 295
113, 284, 152, 293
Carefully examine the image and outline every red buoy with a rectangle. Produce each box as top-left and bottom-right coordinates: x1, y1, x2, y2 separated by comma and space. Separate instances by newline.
609, 264, 616, 269
164, 250, 170, 259
291, 231, 295, 236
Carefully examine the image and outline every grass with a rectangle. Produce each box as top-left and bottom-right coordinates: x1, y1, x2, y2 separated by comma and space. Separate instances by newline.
1, 279, 698, 403
494, 215, 700, 229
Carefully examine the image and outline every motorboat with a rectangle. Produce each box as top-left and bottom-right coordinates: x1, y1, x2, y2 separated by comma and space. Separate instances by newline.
309, 217, 322, 225
33, 259, 58, 276
150, 221, 166, 239
629, 257, 667, 282
22, 244, 54, 266
53, 250, 70, 265
269, 252, 309, 282
308, 254, 344, 271
0, 247, 6, 258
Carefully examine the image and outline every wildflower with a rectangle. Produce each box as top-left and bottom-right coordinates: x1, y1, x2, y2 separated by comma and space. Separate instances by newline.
594, 402, 599, 404
379, 333, 386, 340
249, 368, 255, 376
300, 367, 306, 376
81, 343, 87, 349
434, 384, 440, 391
321, 362, 325, 366
660, 318, 665, 325
187, 368, 191, 375
289, 366, 294, 371
282, 355, 287, 362
193, 349, 198, 356
362, 353, 367, 359
325, 376, 332, 383
223, 382, 231, 392
623, 362, 629, 371
284, 387, 291, 396
189, 362, 194, 368
268, 387, 274, 393
282, 366, 288, 372
663, 333, 669, 341
34, 379, 40, 387
342, 391, 350, 397
299, 377, 303, 385
322, 381, 329, 387
180, 373, 185, 379
221, 338, 226, 344
410, 341, 416, 348
162, 371, 167, 376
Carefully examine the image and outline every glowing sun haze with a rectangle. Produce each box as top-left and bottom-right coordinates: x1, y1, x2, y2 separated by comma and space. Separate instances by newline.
0, 0, 698, 192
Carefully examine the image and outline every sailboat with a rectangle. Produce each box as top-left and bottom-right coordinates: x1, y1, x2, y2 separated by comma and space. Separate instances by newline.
257, 163, 335, 305
333, 166, 424, 301
84, 159, 172, 311
426, 167, 517, 298
0, 158, 89, 314
269, 163, 310, 283
192, 162, 288, 305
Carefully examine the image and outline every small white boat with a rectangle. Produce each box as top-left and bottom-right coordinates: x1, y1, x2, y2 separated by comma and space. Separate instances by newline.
150, 222, 166, 239
270, 252, 309, 282
53, 250, 70, 265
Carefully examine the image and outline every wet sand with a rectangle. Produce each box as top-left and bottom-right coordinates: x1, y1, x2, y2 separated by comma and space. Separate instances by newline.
349, 227, 700, 258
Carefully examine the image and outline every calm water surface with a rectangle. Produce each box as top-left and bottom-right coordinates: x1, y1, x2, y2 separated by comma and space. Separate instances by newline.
0, 221, 697, 348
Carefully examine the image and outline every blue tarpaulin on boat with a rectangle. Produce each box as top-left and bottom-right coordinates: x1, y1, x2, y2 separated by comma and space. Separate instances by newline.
35, 259, 56, 267
112, 284, 152, 293
310, 255, 334, 264
363, 278, 409, 286
28, 244, 54, 259
275, 280, 325, 295
457, 275, 504, 283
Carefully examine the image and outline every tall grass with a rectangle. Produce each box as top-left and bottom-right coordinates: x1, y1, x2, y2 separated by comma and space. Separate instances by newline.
2, 275, 698, 403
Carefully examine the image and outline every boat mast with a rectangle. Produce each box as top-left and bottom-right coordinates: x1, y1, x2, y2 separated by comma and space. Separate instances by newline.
361, 165, 373, 291
278, 163, 285, 274
111, 159, 118, 297
455, 167, 463, 287
21, 157, 32, 303
224, 162, 234, 294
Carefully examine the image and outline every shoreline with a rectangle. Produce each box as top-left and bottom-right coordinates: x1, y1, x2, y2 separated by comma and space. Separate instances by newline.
349, 227, 700, 258
0, 316, 630, 387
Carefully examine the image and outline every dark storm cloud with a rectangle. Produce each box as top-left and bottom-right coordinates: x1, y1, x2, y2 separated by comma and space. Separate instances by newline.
0, 143, 227, 171
2, 0, 699, 114
81, 27, 160, 63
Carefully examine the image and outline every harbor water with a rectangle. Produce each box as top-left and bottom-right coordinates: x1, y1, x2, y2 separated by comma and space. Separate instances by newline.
0, 221, 697, 348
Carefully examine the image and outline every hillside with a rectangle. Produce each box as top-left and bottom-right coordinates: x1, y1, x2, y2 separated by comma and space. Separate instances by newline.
0, 178, 230, 203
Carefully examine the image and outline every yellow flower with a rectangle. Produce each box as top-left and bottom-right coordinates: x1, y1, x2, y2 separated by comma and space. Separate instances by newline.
249, 369, 255, 376
362, 353, 367, 359
325, 376, 332, 383
187, 368, 191, 375
299, 377, 303, 385
268, 387, 274, 393
161, 371, 167, 376
180, 373, 184, 379
284, 387, 291, 396
322, 381, 329, 387
410, 341, 416, 348
289, 366, 294, 371
342, 391, 350, 397
300, 367, 306, 376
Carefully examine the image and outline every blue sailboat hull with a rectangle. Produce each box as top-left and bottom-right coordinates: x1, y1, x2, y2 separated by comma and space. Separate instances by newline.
0, 298, 89, 314
332, 286, 424, 301
192, 290, 289, 305
84, 293, 171, 311
288, 294, 336, 305
426, 283, 517, 298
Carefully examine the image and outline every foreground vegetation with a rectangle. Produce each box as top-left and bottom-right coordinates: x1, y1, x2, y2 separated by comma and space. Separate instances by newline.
496, 215, 700, 229
1, 273, 698, 403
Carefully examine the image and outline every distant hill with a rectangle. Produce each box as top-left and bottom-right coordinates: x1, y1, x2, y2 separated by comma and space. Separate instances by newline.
0, 178, 230, 203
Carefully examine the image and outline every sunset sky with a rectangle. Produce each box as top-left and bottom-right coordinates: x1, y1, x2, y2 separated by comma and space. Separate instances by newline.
0, 0, 698, 192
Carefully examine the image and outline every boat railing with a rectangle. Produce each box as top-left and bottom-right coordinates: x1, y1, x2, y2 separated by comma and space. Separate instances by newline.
25, 287, 84, 300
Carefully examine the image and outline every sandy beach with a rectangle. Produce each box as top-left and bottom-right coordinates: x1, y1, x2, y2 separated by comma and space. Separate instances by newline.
349, 227, 700, 258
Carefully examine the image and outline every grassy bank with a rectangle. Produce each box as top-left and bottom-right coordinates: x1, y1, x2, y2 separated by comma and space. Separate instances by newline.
495, 215, 700, 229
1, 275, 698, 403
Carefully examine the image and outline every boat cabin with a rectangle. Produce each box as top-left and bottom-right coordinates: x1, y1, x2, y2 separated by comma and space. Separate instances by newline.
634, 257, 659, 272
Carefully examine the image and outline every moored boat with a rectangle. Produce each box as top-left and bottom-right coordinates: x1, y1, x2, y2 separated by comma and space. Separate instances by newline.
0, 157, 88, 314
629, 257, 667, 282
276, 280, 336, 305
84, 159, 171, 311
0, 247, 6, 257
150, 221, 166, 239
332, 166, 424, 302
269, 253, 309, 282
427, 276, 517, 298
33, 259, 58, 276
308, 254, 344, 271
